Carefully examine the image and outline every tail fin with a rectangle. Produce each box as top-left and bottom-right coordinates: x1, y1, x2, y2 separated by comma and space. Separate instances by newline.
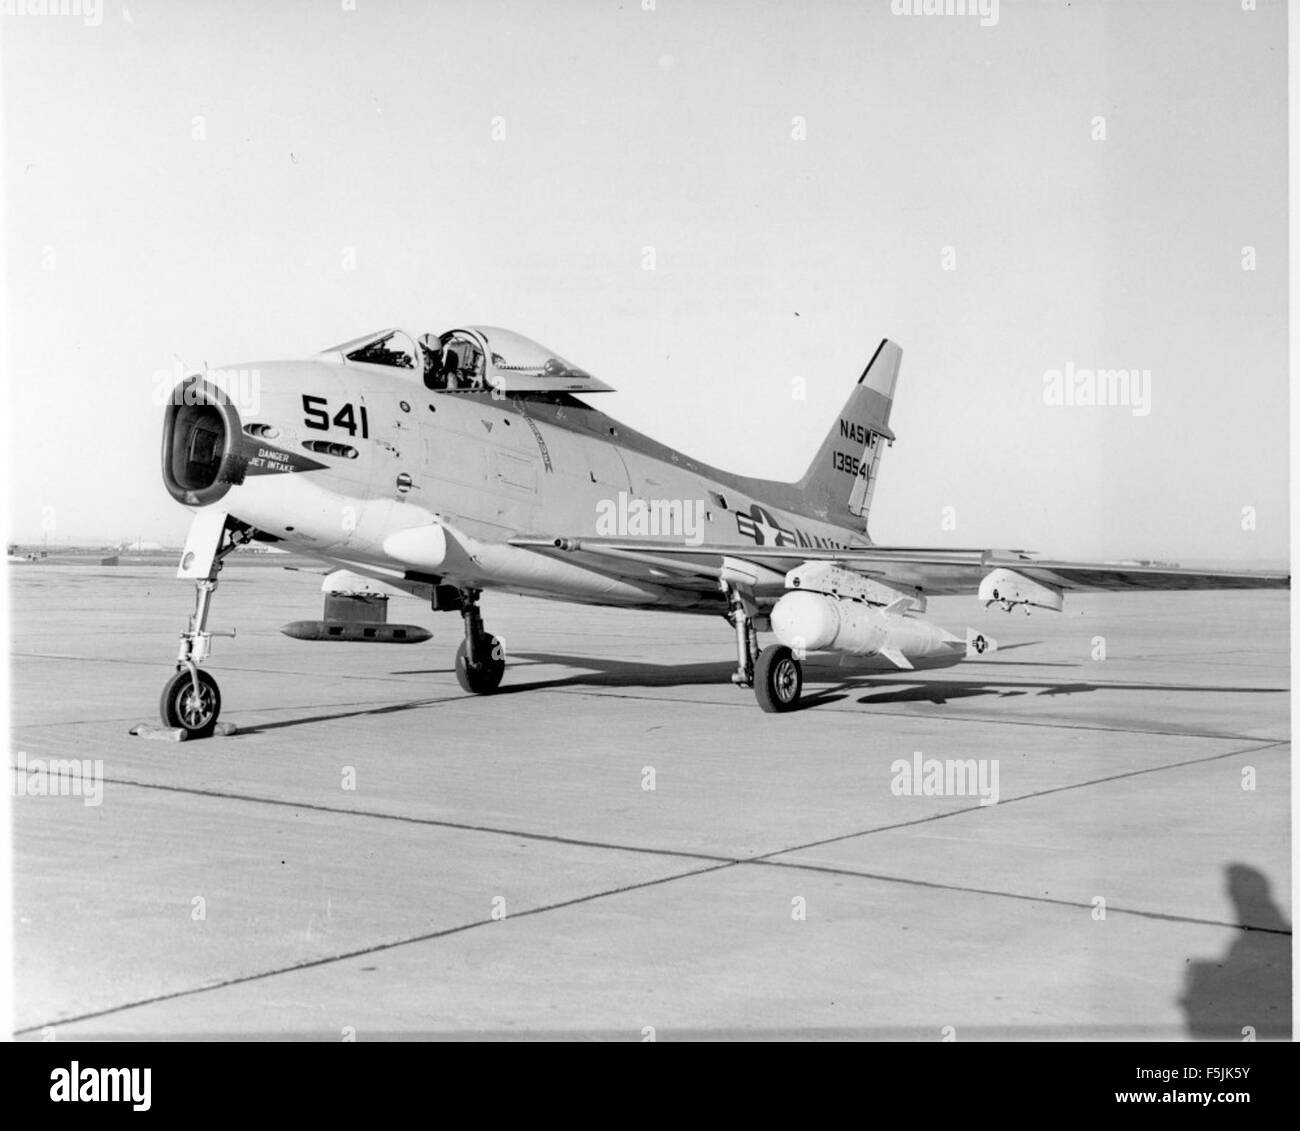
796, 339, 901, 533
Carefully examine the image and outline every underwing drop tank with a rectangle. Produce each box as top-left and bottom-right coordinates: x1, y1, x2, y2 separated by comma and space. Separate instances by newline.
281, 590, 431, 644
770, 589, 967, 670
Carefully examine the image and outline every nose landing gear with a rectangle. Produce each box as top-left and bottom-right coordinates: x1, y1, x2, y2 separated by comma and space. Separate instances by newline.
159, 512, 253, 737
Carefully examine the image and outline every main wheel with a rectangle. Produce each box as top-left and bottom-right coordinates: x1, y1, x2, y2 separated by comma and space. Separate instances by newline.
455, 636, 505, 694
754, 645, 802, 713
160, 668, 221, 737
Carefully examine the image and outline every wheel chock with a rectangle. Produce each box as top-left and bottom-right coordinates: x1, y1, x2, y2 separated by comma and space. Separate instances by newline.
130, 721, 238, 740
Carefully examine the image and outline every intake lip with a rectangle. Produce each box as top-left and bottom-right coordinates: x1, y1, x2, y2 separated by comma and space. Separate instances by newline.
161, 376, 244, 507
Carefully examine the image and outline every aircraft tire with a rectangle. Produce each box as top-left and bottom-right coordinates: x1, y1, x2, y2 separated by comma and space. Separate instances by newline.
754, 645, 802, 713
160, 668, 221, 737
455, 637, 505, 694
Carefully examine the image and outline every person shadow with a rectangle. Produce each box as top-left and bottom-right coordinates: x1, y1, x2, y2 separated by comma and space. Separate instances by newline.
1179, 863, 1291, 1040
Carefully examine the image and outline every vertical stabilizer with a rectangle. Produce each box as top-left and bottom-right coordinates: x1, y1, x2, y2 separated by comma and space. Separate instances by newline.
795, 339, 900, 533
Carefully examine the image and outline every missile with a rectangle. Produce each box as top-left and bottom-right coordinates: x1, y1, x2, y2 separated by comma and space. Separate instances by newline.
771, 589, 965, 670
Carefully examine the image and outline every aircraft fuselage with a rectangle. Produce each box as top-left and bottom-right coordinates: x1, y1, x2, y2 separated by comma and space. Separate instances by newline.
165, 358, 867, 610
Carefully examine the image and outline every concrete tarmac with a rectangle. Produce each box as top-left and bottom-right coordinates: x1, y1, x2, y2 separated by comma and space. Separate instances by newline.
8, 564, 1291, 1039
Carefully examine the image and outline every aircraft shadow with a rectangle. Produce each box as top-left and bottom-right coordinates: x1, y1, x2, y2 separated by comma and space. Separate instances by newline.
497, 654, 739, 692
495, 657, 856, 710
1178, 863, 1292, 1040
237, 698, 453, 734
233, 657, 1285, 732
500, 652, 1074, 694
845, 678, 1286, 707
235, 657, 783, 733
501, 654, 1286, 708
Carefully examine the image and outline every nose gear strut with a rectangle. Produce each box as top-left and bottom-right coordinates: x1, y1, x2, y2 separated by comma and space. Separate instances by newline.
159, 514, 255, 737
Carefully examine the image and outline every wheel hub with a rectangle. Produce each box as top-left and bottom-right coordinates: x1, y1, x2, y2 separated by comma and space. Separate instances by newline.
775, 660, 798, 700
180, 686, 214, 726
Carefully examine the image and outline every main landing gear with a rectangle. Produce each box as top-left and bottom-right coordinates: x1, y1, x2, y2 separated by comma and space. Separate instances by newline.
454, 588, 505, 694
724, 580, 803, 713
724, 582, 760, 688
160, 514, 252, 737
753, 645, 803, 713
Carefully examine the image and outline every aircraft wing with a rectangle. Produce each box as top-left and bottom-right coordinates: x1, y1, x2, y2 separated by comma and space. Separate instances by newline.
509, 538, 1289, 601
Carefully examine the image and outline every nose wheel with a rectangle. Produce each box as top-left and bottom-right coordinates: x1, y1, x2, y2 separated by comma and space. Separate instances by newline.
157, 514, 251, 738
160, 668, 222, 737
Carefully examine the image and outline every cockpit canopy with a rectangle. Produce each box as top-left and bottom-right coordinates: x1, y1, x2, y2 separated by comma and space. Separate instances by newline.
321, 329, 420, 370
317, 325, 613, 394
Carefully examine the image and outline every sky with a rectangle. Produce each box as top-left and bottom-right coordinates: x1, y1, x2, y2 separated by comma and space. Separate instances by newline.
0, 0, 1289, 562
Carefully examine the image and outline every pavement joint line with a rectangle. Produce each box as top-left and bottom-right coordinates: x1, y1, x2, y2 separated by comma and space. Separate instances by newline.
19, 773, 738, 865
11, 734, 1285, 1031
19, 732, 1285, 874
16, 821, 1286, 1035
747, 859, 1293, 936
13, 859, 740, 1036
12, 736, 1285, 878
746, 738, 1290, 863
12, 741, 1286, 1034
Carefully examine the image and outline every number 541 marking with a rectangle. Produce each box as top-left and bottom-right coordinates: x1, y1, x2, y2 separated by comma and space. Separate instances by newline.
303, 395, 369, 438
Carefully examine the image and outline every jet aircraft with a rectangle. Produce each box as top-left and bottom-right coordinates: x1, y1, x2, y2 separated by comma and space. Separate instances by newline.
158, 326, 1288, 734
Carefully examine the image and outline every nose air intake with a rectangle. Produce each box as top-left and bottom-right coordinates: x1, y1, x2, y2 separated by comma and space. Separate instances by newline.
162, 376, 245, 506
